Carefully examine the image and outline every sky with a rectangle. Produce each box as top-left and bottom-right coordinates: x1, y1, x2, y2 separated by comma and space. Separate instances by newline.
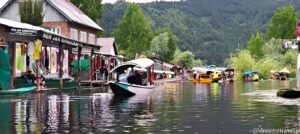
0, 0, 7, 8
0, 0, 179, 6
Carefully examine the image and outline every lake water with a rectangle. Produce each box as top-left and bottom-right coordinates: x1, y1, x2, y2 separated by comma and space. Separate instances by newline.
0, 80, 299, 134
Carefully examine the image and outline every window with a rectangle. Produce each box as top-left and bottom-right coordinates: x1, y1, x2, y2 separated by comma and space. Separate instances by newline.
89, 34, 95, 44
50, 27, 61, 35
70, 28, 78, 40
80, 31, 87, 42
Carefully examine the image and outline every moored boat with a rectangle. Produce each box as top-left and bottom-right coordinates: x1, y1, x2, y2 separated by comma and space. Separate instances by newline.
109, 58, 155, 96
190, 67, 220, 83
244, 71, 259, 82
0, 86, 36, 95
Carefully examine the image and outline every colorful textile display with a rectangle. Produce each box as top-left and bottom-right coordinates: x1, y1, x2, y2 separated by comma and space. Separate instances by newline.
44, 47, 49, 70
16, 46, 25, 73
33, 39, 42, 60
50, 48, 57, 73
20, 43, 26, 56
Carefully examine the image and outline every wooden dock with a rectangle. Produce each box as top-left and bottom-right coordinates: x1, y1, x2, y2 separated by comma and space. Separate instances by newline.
80, 80, 108, 87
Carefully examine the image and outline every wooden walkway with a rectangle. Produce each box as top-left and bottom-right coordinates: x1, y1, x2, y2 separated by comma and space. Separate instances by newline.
80, 80, 108, 87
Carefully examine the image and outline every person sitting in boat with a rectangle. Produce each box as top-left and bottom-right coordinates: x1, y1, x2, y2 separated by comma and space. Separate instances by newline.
252, 74, 259, 81
127, 70, 143, 85
118, 70, 128, 83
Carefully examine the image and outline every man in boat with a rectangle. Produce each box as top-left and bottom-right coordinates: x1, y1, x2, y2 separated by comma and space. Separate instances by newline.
118, 70, 128, 83
127, 70, 143, 85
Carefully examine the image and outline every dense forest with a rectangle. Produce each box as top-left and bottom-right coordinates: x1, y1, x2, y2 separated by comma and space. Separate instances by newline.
101, 0, 300, 64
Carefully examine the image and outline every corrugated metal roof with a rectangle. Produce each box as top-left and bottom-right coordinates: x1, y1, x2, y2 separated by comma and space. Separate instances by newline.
97, 37, 118, 56
0, 0, 103, 31
46, 0, 103, 31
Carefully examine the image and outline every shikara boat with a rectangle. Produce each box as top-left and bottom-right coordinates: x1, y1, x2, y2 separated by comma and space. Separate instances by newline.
0, 86, 36, 94
109, 58, 155, 96
190, 67, 220, 83
244, 71, 259, 82
153, 70, 181, 83
216, 67, 235, 83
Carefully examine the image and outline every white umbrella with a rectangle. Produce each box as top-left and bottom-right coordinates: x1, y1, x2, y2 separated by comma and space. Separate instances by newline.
279, 68, 290, 74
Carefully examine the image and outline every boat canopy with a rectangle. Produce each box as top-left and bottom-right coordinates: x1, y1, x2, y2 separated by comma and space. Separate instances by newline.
279, 68, 290, 74
110, 58, 154, 73
154, 70, 175, 75
216, 67, 234, 72
244, 71, 258, 75
192, 67, 212, 73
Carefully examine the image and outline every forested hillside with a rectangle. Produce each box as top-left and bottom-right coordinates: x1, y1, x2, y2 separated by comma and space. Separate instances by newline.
101, 0, 300, 64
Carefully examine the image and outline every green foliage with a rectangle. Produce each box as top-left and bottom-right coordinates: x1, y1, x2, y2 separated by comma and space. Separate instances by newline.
175, 51, 195, 68
19, 0, 43, 26
228, 38, 297, 80
247, 33, 264, 59
266, 5, 298, 40
282, 50, 297, 77
192, 59, 204, 67
71, 0, 104, 25
149, 32, 169, 61
227, 50, 256, 80
263, 38, 283, 59
253, 58, 282, 79
113, 3, 153, 59
102, 0, 300, 64
148, 28, 177, 62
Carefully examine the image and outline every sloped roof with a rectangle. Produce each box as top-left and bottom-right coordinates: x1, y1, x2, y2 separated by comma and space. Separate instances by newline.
97, 37, 118, 56
0, 0, 103, 31
46, 0, 102, 31
0, 18, 100, 50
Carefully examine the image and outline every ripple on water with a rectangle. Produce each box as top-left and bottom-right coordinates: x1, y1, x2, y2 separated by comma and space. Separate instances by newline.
242, 90, 300, 106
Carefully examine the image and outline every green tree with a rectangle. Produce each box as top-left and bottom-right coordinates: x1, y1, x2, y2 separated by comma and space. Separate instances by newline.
113, 3, 153, 59
149, 32, 169, 61
247, 32, 264, 59
266, 5, 298, 40
227, 50, 256, 80
192, 59, 204, 67
175, 51, 195, 68
253, 58, 282, 79
151, 28, 177, 62
20, 0, 43, 26
263, 38, 283, 59
71, 0, 104, 25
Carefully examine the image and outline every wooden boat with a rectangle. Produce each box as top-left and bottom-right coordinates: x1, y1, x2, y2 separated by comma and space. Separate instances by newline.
271, 68, 289, 80
244, 71, 259, 82
154, 76, 182, 83
190, 67, 220, 83
277, 88, 300, 98
216, 67, 235, 83
109, 58, 155, 96
0, 86, 36, 94
154, 70, 181, 83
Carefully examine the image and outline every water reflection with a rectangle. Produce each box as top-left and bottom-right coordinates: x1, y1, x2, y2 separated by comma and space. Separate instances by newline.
0, 80, 300, 133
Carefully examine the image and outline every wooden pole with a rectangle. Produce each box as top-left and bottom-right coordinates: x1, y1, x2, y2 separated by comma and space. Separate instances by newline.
58, 42, 63, 89
77, 47, 82, 88
90, 49, 94, 81
9, 42, 15, 89
297, 41, 300, 90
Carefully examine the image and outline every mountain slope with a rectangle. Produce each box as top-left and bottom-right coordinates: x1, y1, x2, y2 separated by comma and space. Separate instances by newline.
101, 0, 300, 64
